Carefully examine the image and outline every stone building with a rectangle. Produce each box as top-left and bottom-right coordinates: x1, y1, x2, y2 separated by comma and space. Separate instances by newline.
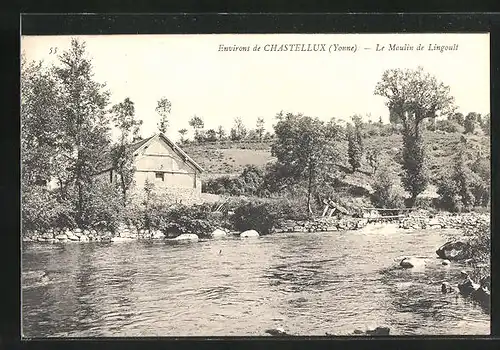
95, 133, 204, 204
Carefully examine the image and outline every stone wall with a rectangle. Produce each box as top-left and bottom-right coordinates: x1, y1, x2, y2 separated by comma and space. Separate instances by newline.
271, 217, 370, 233
399, 212, 490, 230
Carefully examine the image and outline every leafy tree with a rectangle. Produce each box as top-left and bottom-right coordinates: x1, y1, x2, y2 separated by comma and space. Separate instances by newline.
205, 129, 218, 142
155, 97, 171, 134
464, 112, 479, 134
216, 125, 226, 140
178, 128, 188, 143
374, 66, 455, 207
271, 112, 342, 215
189, 115, 204, 139
230, 117, 248, 141
21, 55, 60, 187
481, 113, 490, 136
347, 116, 364, 173
366, 147, 381, 175
52, 38, 111, 226
371, 164, 405, 210
256, 117, 265, 140
110, 97, 142, 205
448, 112, 465, 126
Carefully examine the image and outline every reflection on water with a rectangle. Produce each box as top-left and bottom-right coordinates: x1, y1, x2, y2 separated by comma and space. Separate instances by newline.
22, 227, 490, 337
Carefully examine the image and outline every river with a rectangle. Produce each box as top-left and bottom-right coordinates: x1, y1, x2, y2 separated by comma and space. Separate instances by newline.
21, 224, 490, 337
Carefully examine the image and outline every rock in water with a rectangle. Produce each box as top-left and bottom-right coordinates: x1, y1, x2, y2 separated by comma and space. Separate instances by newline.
400, 257, 425, 269
152, 230, 165, 239
365, 327, 390, 336
111, 237, 135, 243
240, 230, 260, 238
210, 229, 227, 238
173, 234, 199, 241
441, 282, 454, 293
441, 259, 451, 266
265, 328, 289, 336
436, 241, 470, 261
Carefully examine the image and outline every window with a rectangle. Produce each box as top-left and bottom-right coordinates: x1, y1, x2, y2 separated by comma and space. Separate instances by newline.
155, 172, 164, 181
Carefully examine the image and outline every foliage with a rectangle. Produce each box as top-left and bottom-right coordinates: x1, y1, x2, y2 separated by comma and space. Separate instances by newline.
374, 67, 453, 206
217, 125, 226, 140
448, 112, 465, 126
370, 165, 405, 210
347, 117, 364, 172
110, 97, 142, 204
21, 185, 76, 232
155, 97, 172, 134
202, 165, 265, 196
256, 117, 265, 140
436, 143, 489, 212
272, 112, 343, 214
366, 147, 381, 175
231, 200, 278, 234
464, 112, 479, 134
189, 115, 205, 138
205, 129, 218, 142
434, 119, 462, 133
178, 128, 188, 143
230, 117, 248, 141
481, 114, 490, 136
401, 128, 429, 205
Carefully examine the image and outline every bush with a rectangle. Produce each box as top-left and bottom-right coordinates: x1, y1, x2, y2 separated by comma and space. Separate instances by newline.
435, 120, 462, 133
231, 200, 278, 234
21, 185, 76, 233
370, 166, 405, 210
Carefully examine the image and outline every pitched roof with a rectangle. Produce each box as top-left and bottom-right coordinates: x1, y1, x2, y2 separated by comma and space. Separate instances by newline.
95, 133, 203, 174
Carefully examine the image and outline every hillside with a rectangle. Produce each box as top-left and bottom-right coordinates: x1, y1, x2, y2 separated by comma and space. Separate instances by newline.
181, 131, 490, 197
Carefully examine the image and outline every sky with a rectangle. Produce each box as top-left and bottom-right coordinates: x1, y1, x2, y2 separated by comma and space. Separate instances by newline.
21, 33, 490, 141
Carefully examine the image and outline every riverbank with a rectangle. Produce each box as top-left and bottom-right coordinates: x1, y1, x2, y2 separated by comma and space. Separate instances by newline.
21, 211, 489, 244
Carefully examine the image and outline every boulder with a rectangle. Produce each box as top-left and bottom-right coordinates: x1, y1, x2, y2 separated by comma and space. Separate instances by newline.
458, 276, 480, 296
240, 230, 260, 238
441, 282, 454, 293
471, 287, 490, 309
79, 235, 89, 242
74, 228, 82, 233
436, 241, 470, 261
352, 327, 390, 336
400, 257, 425, 269
55, 234, 68, 240
152, 230, 165, 239
67, 233, 80, 241
111, 236, 135, 243
265, 328, 290, 336
210, 229, 227, 238
173, 234, 199, 241
441, 259, 451, 266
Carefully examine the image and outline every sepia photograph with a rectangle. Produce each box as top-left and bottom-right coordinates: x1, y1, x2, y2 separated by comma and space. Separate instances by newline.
21, 32, 490, 337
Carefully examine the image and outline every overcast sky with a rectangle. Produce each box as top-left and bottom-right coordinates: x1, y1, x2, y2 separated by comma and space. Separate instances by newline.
21, 33, 490, 141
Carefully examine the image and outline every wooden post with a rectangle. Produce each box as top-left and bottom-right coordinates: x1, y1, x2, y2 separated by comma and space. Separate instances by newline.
329, 208, 336, 217
322, 205, 329, 217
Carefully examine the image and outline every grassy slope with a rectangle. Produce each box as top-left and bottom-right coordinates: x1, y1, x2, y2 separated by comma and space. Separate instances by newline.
182, 131, 490, 195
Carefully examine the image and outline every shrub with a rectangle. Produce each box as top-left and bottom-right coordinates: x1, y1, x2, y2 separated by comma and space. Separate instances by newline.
435, 120, 462, 133
370, 165, 405, 210
231, 200, 278, 234
21, 185, 76, 233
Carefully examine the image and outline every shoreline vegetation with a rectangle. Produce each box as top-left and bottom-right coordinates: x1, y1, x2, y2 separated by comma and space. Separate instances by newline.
22, 38, 490, 323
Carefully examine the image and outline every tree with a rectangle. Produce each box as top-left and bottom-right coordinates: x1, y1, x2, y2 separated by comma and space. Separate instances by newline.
110, 97, 142, 205
481, 113, 490, 136
366, 147, 381, 175
230, 117, 248, 141
21, 55, 61, 187
374, 66, 455, 206
52, 38, 111, 226
271, 112, 342, 215
464, 112, 479, 134
188, 115, 204, 139
448, 112, 465, 126
371, 164, 405, 209
216, 125, 226, 140
178, 128, 188, 143
155, 97, 171, 134
205, 129, 218, 142
256, 117, 265, 140
347, 116, 364, 173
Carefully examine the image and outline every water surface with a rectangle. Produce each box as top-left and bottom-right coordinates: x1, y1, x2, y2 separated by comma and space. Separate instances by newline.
22, 224, 490, 337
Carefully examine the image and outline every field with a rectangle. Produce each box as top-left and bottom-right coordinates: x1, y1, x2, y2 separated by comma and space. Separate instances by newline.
181, 131, 490, 197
